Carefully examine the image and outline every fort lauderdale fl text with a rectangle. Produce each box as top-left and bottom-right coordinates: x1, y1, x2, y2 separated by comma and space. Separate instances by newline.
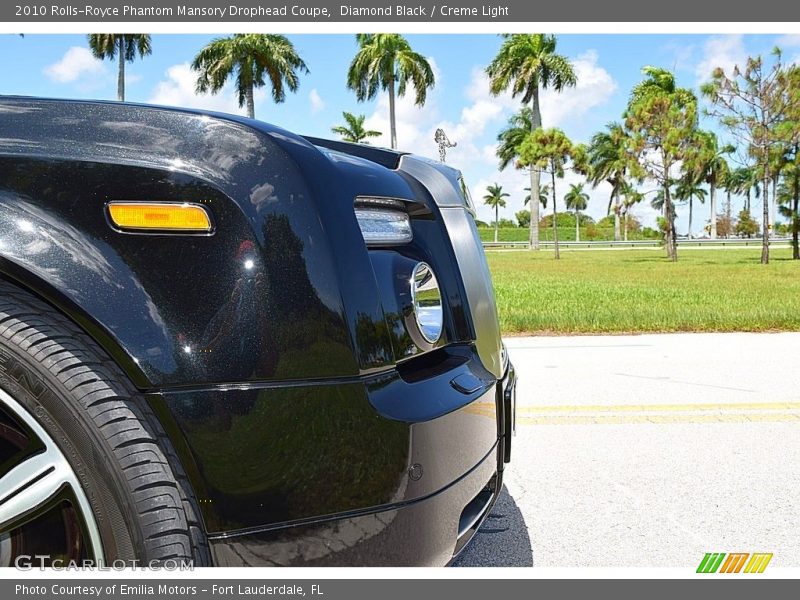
40, 4, 511, 18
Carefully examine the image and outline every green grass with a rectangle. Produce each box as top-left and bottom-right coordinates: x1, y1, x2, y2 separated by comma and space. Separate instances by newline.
487, 248, 800, 334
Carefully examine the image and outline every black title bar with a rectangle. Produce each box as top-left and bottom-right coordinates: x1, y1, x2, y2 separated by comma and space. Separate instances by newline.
5, 0, 800, 22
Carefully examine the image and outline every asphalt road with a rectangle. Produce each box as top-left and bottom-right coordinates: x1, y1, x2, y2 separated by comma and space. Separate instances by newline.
454, 332, 800, 568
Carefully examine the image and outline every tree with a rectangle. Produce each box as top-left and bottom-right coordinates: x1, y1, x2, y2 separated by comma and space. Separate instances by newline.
726, 166, 760, 212
192, 34, 308, 119
331, 112, 382, 144
674, 178, 707, 238
588, 122, 631, 241
625, 66, 699, 261
483, 183, 509, 243
735, 209, 760, 238
684, 131, 733, 239
524, 183, 550, 209
651, 188, 667, 213
564, 183, 589, 242
777, 142, 800, 258
515, 210, 531, 228
347, 34, 435, 150
702, 50, 800, 263
497, 107, 532, 170
518, 128, 579, 259
620, 182, 644, 241
487, 34, 576, 251
88, 34, 151, 102
716, 214, 736, 238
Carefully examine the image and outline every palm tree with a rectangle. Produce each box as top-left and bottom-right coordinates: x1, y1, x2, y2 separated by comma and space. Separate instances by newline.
347, 34, 435, 150
675, 178, 707, 238
331, 112, 382, 144
778, 155, 800, 259
487, 34, 577, 251
620, 182, 643, 241
524, 183, 550, 210
192, 34, 308, 119
728, 166, 760, 212
587, 122, 630, 241
685, 131, 733, 239
564, 183, 589, 242
483, 184, 510, 243
631, 65, 677, 100
651, 189, 666, 212
497, 107, 533, 170
88, 34, 151, 101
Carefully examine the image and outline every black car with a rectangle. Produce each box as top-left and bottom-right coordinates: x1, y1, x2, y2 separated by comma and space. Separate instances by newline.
0, 97, 516, 567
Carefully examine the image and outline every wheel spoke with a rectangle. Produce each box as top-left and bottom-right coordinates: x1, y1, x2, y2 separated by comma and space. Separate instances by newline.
0, 388, 104, 563
0, 448, 69, 531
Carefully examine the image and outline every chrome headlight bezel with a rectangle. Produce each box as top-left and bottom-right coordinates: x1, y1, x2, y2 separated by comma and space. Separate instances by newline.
410, 262, 444, 345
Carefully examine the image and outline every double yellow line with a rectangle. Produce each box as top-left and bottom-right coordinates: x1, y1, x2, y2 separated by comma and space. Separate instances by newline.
465, 401, 800, 425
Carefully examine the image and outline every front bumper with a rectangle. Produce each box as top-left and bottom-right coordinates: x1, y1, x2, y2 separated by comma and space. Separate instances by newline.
195, 356, 516, 567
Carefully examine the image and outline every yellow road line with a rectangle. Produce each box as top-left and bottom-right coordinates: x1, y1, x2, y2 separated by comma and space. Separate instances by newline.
463, 400, 800, 425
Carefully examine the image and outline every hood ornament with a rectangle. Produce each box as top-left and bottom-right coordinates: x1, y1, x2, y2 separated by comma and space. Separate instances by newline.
434, 128, 457, 163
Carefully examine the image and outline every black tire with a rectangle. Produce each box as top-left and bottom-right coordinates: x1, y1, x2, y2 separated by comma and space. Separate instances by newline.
0, 279, 210, 566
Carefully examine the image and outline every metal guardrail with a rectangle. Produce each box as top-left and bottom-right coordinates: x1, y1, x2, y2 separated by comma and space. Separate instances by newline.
482, 238, 792, 249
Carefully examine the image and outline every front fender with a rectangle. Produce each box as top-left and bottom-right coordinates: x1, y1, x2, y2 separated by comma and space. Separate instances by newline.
0, 99, 360, 388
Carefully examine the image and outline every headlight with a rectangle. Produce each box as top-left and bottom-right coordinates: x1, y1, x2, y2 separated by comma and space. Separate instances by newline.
355, 198, 412, 246
411, 262, 443, 344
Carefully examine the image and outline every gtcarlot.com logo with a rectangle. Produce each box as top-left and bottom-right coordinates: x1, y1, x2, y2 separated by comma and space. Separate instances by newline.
697, 552, 773, 573
13, 556, 193, 570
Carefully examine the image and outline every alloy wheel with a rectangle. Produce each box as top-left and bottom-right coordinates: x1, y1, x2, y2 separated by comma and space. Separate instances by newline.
0, 386, 104, 567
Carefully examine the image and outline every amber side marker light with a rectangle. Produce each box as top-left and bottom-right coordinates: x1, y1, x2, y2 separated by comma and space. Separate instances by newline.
107, 202, 213, 233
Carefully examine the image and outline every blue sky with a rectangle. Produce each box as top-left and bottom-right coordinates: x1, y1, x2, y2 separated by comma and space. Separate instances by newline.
2, 33, 799, 229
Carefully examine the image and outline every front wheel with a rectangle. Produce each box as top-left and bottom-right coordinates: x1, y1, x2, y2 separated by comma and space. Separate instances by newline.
0, 280, 209, 567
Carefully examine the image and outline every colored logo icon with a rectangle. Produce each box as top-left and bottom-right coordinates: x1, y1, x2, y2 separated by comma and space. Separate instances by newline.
697, 553, 773, 573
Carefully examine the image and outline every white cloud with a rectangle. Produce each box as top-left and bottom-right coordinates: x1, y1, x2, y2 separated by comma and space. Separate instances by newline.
309, 88, 325, 114
539, 50, 617, 128
776, 34, 800, 47
44, 47, 105, 84
694, 35, 747, 83
148, 63, 264, 116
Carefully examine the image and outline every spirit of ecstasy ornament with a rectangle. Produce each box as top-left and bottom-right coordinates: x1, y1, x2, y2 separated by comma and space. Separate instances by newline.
434, 128, 457, 163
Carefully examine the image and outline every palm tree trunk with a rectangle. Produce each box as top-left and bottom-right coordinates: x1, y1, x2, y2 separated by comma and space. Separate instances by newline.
726, 190, 732, 221
624, 211, 629, 242
117, 38, 125, 102
613, 187, 621, 241
245, 84, 255, 119
710, 180, 717, 239
551, 169, 559, 260
688, 197, 693, 238
762, 175, 770, 264
528, 86, 542, 251
494, 204, 499, 243
575, 209, 580, 242
388, 76, 397, 150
